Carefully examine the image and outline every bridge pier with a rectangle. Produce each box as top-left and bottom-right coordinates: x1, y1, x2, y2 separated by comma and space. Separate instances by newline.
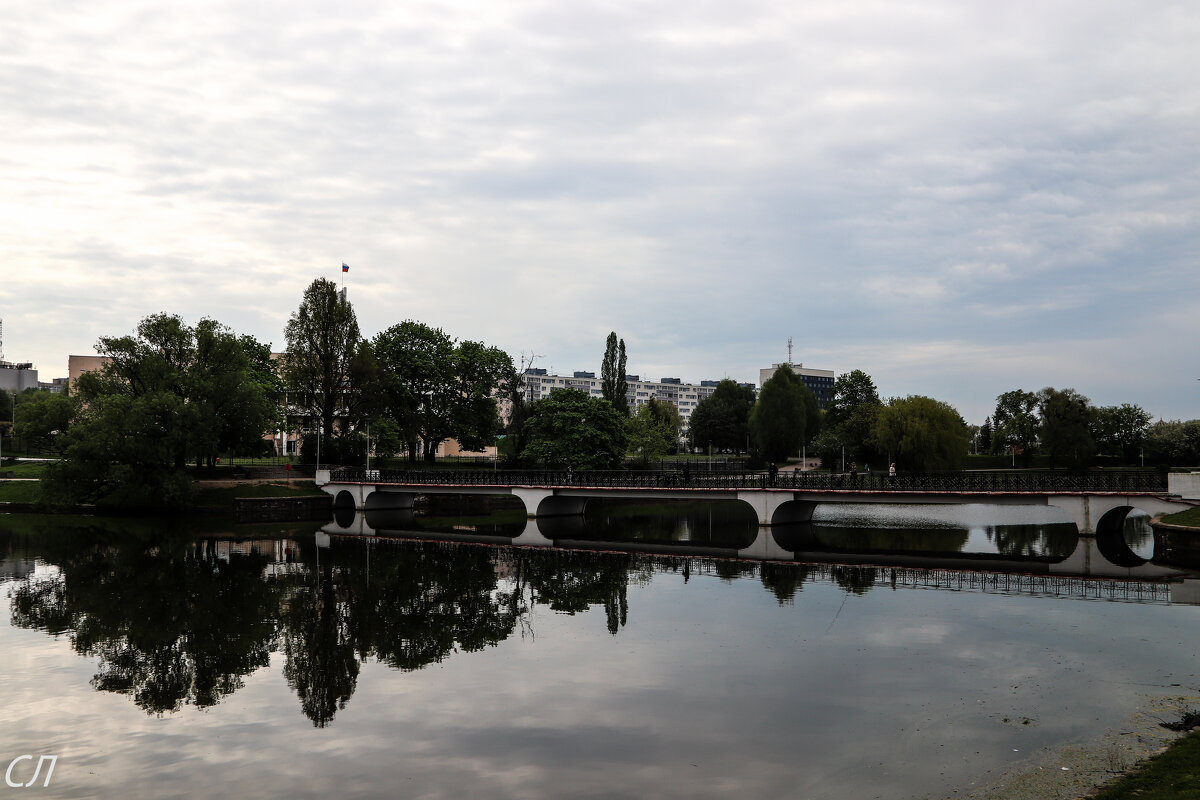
737, 528, 795, 561
736, 491, 817, 526
511, 488, 587, 519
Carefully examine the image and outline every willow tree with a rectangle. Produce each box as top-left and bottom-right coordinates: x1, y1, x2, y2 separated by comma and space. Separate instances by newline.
872, 395, 970, 472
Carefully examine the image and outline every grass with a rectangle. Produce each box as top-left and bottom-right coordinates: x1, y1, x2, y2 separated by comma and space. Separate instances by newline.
1161, 506, 1200, 528
0, 480, 42, 503
192, 481, 324, 509
1092, 728, 1200, 800
0, 460, 50, 478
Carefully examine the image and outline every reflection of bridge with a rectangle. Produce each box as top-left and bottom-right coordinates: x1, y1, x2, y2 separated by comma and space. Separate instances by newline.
321, 509, 1199, 605
318, 468, 1193, 535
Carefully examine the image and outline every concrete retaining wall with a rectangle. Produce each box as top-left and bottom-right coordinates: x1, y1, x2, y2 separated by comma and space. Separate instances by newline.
235, 495, 332, 523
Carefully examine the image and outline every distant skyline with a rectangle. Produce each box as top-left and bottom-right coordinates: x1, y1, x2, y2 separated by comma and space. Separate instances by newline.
3, 0, 1197, 424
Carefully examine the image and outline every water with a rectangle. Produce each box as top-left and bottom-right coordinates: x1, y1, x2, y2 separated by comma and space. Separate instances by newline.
1, 504, 1197, 799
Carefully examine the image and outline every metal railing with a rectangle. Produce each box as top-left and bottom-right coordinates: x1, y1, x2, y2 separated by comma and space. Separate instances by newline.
327, 468, 1170, 494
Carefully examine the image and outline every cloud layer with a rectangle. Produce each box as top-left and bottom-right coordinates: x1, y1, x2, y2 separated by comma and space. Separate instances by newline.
2, 0, 1196, 422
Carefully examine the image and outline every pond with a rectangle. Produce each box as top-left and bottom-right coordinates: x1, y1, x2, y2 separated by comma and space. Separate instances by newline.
1, 502, 1197, 799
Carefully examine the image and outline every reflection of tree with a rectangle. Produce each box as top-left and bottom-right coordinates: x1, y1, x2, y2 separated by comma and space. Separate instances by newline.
713, 560, 758, 583
340, 541, 517, 671
9, 537, 280, 714
280, 566, 359, 728
988, 525, 1077, 557
831, 565, 876, 595
520, 549, 638, 635
759, 563, 813, 605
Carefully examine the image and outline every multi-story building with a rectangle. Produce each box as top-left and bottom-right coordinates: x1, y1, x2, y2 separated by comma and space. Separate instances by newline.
519, 369, 755, 431
759, 362, 836, 409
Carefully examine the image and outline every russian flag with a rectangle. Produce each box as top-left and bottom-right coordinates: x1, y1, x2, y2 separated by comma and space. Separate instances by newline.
342, 262, 349, 272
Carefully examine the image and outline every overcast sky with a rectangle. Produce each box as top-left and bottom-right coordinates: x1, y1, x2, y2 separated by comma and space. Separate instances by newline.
2, 0, 1196, 423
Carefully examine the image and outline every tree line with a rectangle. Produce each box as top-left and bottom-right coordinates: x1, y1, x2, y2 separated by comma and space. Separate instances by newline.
4, 277, 1196, 506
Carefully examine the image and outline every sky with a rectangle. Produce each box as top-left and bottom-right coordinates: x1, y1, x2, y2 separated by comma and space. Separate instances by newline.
2, 0, 1197, 424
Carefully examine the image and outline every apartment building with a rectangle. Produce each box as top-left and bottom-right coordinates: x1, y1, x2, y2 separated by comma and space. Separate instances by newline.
519, 369, 755, 429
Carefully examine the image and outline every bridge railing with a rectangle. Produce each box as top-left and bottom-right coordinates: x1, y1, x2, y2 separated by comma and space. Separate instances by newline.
327, 468, 1169, 494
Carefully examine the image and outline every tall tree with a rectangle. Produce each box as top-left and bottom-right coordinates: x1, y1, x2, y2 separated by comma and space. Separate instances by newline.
283, 278, 362, 440
823, 369, 882, 464
991, 389, 1040, 466
1038, 387, 1095, 468
749, 367, 820, 462
687, 379, 757, 453
872, 395, 970, 472
600, 332, 629, 414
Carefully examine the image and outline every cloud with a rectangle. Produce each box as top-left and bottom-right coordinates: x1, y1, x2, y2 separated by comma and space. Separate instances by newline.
1, 0, 1195, 420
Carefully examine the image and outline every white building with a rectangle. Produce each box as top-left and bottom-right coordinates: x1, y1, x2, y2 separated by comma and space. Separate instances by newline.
519, 369, 755, 429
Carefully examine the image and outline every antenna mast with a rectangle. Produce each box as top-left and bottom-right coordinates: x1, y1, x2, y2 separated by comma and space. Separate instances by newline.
0, 317, 5, 362
787, 337, 793, 366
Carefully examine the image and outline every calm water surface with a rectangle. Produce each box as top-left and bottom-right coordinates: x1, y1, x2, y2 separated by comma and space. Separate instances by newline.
1, 504, 1197, 800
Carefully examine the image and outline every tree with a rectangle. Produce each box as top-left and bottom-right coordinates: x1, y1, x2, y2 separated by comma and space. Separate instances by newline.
991, 389, 1040, 466
521, 388, 628, 470
687, 379, 756, 453
600, 332, 629, 414
1094, 403, 1152, 463
626, 398, 682, 463
978, 416, 993, 453
825, 369, 882, 463
871, 395, 970, 472
1144, 419, 1200, 467
13, 389, 77, 454
1038, 387, 1095, 468
43, 314, 278, 506
749, 367, 820, 463
283, 278, 362, 440
371, 322, 511, 462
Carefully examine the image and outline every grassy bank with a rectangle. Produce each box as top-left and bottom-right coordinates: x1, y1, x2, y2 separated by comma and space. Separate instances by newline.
1092, 727, 1200, 800
1161, 506, 1200, 528
0, 475, 320, 509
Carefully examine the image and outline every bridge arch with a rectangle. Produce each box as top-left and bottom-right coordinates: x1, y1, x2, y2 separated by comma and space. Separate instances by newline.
1093, 506, 1155, 567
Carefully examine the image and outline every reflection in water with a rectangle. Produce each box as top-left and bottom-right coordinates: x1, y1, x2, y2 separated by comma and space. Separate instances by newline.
9, 535, 281, 714
2, 502, 1195, 732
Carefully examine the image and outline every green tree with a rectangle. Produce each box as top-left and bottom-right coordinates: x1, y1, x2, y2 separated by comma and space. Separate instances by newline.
521, 388, 629, 469
371, 322, 510, 462
749, 367, 820, 463
978, 416, 993, 453
43, 314, 277, 506
1143, 419, 1200, 467
452, 340, 513, 452
991, 389, 1040, 466
600, 332, 629, 414
12, 389, 77, 454
283, 278, 362, 440
1038, 387, 1096, 468
825, 369, 882, 464
687, 379, 756, 453
1094, 403, 1152, 463
626, 398, 681, 463
871, 395, 970, 472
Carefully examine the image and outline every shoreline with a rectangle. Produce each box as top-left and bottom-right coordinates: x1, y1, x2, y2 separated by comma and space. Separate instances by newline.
946, 694, 1199, 799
